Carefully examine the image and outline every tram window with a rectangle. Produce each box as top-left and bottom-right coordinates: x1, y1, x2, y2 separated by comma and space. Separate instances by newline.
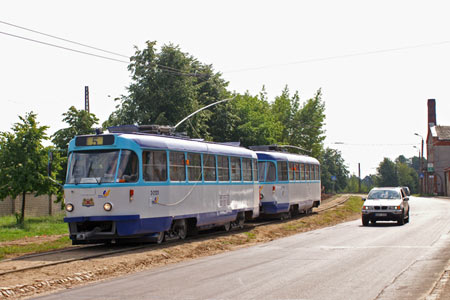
317, 165, 320, 180
258, 162, 266, 182
252, 159, 258, 182
266, 162, 276, 182
289, 162, 295, 181
305, 164, 310, 180
294, 163, 300, 181
117, 150, 139, 183
187, 153, 202, 182
203, 154, 216, 181
300, 164, 305, 180
217, 155, 230, 181
143, 151, 167, 181
278, 161, 288, 181
170, 152, 186, 182
242, 158, 252, 181
230, 157, 241, 181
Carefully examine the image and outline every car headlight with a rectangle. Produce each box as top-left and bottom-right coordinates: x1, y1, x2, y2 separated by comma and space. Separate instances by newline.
363, 206, 371, 210
103, 202, 113, 211
65, 203, 74, 212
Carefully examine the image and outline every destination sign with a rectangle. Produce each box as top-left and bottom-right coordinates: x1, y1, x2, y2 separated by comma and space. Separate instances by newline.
75, 135, 115, 146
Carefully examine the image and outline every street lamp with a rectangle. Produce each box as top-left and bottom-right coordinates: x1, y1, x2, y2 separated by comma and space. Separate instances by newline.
414, 133, 424, 195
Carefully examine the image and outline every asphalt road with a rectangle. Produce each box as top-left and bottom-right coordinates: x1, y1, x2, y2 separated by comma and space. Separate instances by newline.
36, 196, 450, 300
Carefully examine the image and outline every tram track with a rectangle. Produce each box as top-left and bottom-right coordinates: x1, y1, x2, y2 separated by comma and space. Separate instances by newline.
0, 194, 355, 277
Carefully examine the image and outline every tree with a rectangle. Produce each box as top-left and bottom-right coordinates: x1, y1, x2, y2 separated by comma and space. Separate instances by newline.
52, 106, 99, 150
234, 93, 284, 146
320, 148, 349, 193
376, 158, 398, 187
104, 41, 230, 139
271, 86, 300, 143
51, 106, 99, 185
289, 89, 326, 158
0, 112, 54, 224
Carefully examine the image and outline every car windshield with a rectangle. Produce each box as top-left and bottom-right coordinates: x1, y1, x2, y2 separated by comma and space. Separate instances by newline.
67, 150, 120, 184
367, 190, 400, 199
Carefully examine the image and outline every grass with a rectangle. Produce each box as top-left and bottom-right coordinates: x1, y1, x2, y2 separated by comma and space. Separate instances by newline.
0, 236, 72, 260
282, 196, 362, 231
0, 213, 71, 260
0, 213, 68, 242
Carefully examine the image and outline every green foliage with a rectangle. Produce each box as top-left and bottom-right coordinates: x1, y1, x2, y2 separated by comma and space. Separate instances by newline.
51, 106, 99, 151
320, 148, 349, 193
227, 93, 283, 146
289, 89, 326, 158
0, 112, 53, 224
103, 41, 230, 139
374, 156, 419, 193
51, 106, 99, 186
376, 158, 398, 187
344, 175, 371, 193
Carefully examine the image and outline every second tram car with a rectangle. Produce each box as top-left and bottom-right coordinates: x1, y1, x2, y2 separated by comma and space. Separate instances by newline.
254, 148, 321, 218
63, 126, 260, 244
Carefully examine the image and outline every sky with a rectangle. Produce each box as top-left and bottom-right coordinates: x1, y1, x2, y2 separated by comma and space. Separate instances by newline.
1, 0, 450, 178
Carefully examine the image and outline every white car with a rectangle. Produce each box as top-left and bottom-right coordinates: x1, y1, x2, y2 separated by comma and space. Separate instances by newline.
361, 187, 410, 226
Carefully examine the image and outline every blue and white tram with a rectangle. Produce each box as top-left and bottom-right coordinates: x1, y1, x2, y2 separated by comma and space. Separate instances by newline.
256, 151, 321, 218
63, 129, 259, 244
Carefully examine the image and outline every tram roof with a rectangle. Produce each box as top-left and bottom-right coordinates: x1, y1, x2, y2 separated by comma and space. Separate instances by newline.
126, 134, 257, 158
70, 133, 256, 158
255, 151, 320, 165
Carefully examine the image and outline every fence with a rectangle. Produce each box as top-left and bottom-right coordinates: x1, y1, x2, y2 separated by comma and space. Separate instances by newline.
0, 194, 63, 217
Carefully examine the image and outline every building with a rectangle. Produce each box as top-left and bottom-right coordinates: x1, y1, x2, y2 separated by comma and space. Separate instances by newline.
425, 99, 450, 195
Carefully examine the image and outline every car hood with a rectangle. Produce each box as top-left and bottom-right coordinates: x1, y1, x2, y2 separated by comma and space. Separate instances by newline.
364, 199, 403, 206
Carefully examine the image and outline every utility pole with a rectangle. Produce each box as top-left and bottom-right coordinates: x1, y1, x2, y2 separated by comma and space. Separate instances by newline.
358, 163, 361, 193
85, 86, 90, 113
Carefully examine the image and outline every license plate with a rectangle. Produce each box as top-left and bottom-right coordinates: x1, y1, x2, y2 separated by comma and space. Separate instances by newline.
376, 213, 387, 217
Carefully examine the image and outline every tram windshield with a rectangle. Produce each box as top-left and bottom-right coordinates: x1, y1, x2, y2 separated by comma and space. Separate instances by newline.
67, 150, 138, 184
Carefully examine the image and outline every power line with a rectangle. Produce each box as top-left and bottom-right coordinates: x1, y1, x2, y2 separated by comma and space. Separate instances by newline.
223, 40, 450, 73
0, 29, 204, 77
0, 20, 129, 58
0, 30, 130, 64
327, 142, 418, 147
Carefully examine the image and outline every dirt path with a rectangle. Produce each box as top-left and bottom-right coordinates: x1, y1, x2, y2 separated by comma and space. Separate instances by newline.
0, 195, 361, 299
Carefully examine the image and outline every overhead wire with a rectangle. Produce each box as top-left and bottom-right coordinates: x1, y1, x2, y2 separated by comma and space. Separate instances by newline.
223, 40, 450, 73
0, 20, 205, 77
0, 20, 129, 58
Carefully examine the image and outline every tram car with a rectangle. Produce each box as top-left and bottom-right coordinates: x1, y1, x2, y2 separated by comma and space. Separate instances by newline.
251, 145, 321, 219
62, 125, 259, 244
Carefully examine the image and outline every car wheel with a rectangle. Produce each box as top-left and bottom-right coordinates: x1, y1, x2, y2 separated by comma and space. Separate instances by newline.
362, 216, 369, 226
397, 211, 405, 226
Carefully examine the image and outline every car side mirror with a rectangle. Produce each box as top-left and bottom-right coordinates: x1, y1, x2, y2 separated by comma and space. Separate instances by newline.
362, 198, 366, 201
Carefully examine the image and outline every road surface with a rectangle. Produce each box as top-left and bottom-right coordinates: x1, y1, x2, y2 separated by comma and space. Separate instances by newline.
36, 196, 450, 300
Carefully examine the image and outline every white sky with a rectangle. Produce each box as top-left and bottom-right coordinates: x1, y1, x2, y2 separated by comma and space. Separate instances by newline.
1, 0, 449, 178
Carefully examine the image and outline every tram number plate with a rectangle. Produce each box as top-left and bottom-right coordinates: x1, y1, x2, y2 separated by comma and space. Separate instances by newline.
376, 213, 387, 217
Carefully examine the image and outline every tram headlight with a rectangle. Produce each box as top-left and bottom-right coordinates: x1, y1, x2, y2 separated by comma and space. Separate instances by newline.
65, 203, 74, 212
103, 202, 113, 211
